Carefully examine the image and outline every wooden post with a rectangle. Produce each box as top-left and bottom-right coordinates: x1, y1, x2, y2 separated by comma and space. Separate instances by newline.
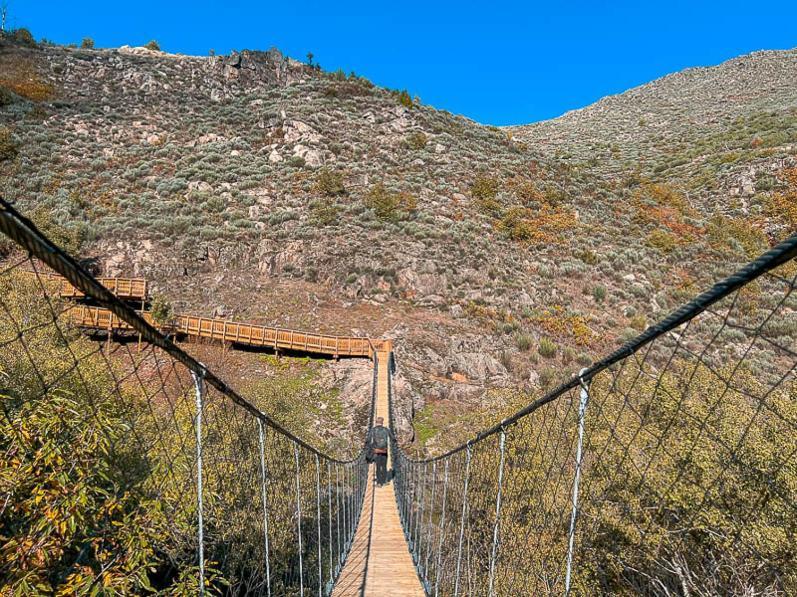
106, 313, 112, 352
138, 296, 145, 352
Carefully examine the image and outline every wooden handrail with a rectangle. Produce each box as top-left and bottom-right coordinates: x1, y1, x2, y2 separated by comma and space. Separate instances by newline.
28, 271, 390, 359
67, 305, 377, 359
22, 271, 148, 301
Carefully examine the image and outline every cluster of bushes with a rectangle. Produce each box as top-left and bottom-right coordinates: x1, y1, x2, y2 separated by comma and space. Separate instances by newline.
0, 56, 55, 102
0, 275, 204, 594
363, 182, 417, 221
766, 166, 797, 230
0, 126, 18, 161
2, 27, 35, 46
0, 272, 363, 594
314, 168, 346, 197
404, 131, 428, 150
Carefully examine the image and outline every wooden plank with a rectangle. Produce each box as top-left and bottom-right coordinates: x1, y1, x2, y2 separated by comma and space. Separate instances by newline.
333, 350, 423, 597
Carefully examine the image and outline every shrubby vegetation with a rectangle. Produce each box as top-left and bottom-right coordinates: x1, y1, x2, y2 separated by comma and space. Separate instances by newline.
0, 126, 17, 161
0, 274, 204, 594
418, 356, 796, 595
0, 56, 54, 102
313, 168, 346, 197
363, 182, 417, 221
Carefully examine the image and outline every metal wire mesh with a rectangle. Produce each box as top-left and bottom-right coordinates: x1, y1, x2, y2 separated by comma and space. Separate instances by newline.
394, 235, 797, 596
0, 200, 368, 595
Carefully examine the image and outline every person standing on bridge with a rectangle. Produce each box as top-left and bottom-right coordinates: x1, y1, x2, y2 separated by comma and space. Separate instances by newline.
367, 417, 394, 486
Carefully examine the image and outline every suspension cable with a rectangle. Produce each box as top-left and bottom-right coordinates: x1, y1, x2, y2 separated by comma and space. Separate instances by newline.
257, 420, 272, 597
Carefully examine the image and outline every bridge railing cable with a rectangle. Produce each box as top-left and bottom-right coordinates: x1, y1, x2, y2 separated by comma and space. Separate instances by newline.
391, 233, 797, 596
0, 198, 369, 595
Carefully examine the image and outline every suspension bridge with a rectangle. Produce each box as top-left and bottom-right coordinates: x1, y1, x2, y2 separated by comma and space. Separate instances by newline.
1, 195, 795, 596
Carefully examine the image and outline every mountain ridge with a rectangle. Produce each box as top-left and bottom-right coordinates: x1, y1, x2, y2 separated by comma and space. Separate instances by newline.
0, 33, 795, 451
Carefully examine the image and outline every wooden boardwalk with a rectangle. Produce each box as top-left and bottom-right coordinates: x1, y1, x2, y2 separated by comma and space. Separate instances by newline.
34, 271, 148, 301
66, 304, 379, 358
28, 271, 380, 358
333, 348, 424, 597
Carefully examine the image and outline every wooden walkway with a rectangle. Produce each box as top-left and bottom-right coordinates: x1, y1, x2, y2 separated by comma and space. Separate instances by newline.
332, 348, 424, 597
65, 304, 380, 358
35, 271, 148, 301
27, 271, 380, 358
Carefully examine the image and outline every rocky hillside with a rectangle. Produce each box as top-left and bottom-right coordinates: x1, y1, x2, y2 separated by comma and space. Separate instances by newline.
1, 35, 795, 454
512, 49, 797, 221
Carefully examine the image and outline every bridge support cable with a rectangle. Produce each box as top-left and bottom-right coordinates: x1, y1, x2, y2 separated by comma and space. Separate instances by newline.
315, 454, 323, 597
414, 463, 428, 558
433, 460, 450, 597
488, 428, 507, 597
191, 369, 207, 596
564, 372, 591, 596
0, 198, 375, 595
256, 419, 272, 597
326, 462, 334, 591
341, 466, 349, 558
293, 444, 305, 596
453, 445, 472, 597
390, 231, 797, 595
335, 464, 345, 576
422, 461, 437, 584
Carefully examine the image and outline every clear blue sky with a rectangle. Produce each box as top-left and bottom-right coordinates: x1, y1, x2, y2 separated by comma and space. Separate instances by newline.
10, 1, 797, 125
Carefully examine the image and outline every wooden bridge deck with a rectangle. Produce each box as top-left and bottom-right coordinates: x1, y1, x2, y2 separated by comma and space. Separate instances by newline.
30, 271, 376, 358
66, 305, 378, 358
333, 349, 424, 597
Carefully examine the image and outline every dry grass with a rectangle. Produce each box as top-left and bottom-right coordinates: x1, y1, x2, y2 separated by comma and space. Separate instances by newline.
0, 56, 55, 102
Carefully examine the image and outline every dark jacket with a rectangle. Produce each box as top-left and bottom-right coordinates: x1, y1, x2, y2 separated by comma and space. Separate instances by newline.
367, 425, 394, 456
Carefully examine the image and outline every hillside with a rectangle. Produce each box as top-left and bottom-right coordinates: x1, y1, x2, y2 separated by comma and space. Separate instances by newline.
1, 36, 796, 453
512, 49, 797, 221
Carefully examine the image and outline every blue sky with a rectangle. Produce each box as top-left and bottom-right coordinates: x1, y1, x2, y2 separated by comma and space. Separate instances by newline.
10, 1, 797, 125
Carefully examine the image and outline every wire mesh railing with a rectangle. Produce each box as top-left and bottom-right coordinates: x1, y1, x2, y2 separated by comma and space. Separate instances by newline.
392, 234, 797, 596
0, 199, 370, 595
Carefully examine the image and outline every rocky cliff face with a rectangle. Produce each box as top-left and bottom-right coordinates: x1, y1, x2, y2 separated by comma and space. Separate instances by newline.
1, 37, 795, 453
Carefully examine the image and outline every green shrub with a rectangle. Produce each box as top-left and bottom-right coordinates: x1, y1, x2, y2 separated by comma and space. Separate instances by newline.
592, 285, 607, 303
0, 87, 14, 106
646, 229, 680, 253
0, 278, 208, 593
314, 168, 346, 197
405, 131, 428, 150
144, 39, 160, 51
0, 127, 18, 162
363, 182, 417, 221
562, 346, 576, 365
538, 337, 557, 358
311, 199, 340, 225
515, 332, 534, 352
577, 249, 599, 265
397, 89, 413, 108
150, 295, 173, 325
80, 37, 95, 49
470, 174, 500, 201
26, 206, 84, 256
10, 28, 35, 46
630, 314, 647, 331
